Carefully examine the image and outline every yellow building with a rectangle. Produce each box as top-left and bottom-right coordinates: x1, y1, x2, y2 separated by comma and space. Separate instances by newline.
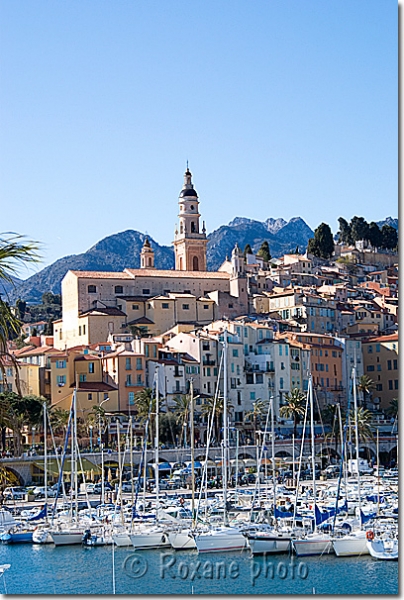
362, 333, 398, 410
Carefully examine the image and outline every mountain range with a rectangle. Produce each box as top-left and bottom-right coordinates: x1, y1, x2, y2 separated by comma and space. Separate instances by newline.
5, 216, 397, 304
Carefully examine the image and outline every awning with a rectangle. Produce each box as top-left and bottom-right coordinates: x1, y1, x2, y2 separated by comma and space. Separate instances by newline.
33, 458, 101, 476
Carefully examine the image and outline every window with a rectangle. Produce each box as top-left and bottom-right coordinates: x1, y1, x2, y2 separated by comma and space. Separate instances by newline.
237, 391, 242, 404
203, 305, 209, 310
250, 392, 256, 401
83, 325, 86, 335
376, 344, 381, 352
132, 304, 139, 310
88, 362, 95, 374
256, 373, 263, 384
376, 384, 383, 391
78, 326, 82, 336
182, 304, 190, 310
387, 360, 392, 370
393, 359, 398, 370
280, 377, 284, 389
246, 373, 254, 385
57, 375, 66, 386
228, 303, 233, 309
137, 374, 142, 385
88, 393, 93, 400
145, 345, 149, 357
285, 346, 289, 356
367, 346, 373, 353
388, 380, 393, 390
232, 349, 239, 357
366, 365, 375, 372
56, 360, 66, 369
125, 358, 131, 370
207, 367, 211, 376
279, 345, 283, 356
136, 358, 142, 370
88, 285, 97, 293
377, 365, 381, 371
115, 285, 123, 294
142, 289, 150, 295
161, 303, 169, 309
126, 375, 132, 385
79, 374, 87, 382
128, 392, 135, 405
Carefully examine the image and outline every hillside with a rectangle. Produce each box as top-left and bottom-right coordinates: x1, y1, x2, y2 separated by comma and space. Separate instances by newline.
9, 215, 395, 303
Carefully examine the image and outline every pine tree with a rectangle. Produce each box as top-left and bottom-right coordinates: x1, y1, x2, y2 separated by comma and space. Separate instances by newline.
307, 223, 334, 259
256, 240, 271, 262
243, 244, 252, 258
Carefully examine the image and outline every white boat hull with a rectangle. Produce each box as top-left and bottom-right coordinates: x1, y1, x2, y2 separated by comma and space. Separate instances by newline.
168, 530, 196, 550
32, 528, 53, 544
248, 535, 291, 555
51, 529, 85, 546
195, 527, 246, 553
333, 533, 369, 557
130, 531, 171, 549
293, 537, 333, 557
367, 539, 398, 560
113, 532, 133, 547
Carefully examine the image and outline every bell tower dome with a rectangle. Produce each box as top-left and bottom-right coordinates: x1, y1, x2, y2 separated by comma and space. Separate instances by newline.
173, 166, 207, 271
140, 237, 155, 269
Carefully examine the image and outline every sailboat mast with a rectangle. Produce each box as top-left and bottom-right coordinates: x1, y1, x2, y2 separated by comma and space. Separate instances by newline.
73, 388, 78, 520
352, 365, 362, 517
309, 375, 317, 529
155, 369, 159, 515
271, 395, 276, 515
223, 327, 228, 526
190, 379, 195, 524
43, 401, 48, 514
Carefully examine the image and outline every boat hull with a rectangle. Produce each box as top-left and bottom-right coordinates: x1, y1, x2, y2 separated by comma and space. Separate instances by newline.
130, 531, 171, 550
293, 537, 333, 557
195, 528, 246, 553
248, 535, 291, 555
333, 534, 369, 557
168, 531, 196, 550
367, 539, 398, 561
113, 533, 133, 547
51, 530, 85, 546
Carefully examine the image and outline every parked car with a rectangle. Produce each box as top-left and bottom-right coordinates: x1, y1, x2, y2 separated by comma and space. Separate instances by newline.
93, 482, 113, 494
3, 487, 27, 501
31, 486, 57, 500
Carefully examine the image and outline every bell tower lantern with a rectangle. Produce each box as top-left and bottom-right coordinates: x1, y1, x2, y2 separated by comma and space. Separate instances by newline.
173, 166, 208, 271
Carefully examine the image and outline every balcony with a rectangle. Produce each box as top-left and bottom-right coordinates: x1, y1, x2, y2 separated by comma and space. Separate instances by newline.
202, 359, 215, 366
125, 381, 144, 387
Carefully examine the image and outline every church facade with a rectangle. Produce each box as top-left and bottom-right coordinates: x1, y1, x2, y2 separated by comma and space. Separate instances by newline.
54, 168, 249, 349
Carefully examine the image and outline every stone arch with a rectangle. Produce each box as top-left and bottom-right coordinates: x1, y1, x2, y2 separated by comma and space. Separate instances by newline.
148, 257, 153, 267
193, 256, 199, 271
179, 257, 183, 270
275, 450, 292, 458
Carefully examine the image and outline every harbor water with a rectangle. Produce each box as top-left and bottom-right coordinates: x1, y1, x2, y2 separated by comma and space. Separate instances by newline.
0, 544, 398, 595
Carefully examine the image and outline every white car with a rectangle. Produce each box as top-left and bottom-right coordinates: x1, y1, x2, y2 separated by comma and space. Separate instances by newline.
31, 486, 57, 499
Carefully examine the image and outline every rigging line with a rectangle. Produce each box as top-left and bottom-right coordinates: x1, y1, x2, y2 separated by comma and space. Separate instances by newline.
292, 390, 310, 528
195, 346, 224, 523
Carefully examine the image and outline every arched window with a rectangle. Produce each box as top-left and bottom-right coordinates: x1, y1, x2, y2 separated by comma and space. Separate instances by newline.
179, 257, 183, 270
193, 256, 199, 271
191, 221, 196, 233
148, 257, 152, 266
180, 223, 183, 234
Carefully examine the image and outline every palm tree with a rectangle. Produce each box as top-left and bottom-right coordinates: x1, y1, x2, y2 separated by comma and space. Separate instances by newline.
245, 399, 269, 440
386, 398, 398, 419
350, 406, 373, 442
134, 388, 156, 442
201, 396, 234, 443
172, 395, 191, 446
49, 407, 70, 436
279, 388, 306, 437
357, 375, 374, 409
0, 234, 40, 392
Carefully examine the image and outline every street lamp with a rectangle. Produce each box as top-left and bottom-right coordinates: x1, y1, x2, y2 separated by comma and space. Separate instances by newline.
31, 426, 36, 450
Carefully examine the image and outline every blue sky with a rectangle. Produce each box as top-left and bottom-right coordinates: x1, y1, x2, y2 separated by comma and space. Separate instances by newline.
0, 0, 397, 274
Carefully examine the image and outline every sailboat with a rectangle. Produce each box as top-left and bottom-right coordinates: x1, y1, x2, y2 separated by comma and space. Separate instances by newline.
292, 376, 333, 557
195, 328, 246, 553
129, 369, 170, 550
332, 364, 369, 557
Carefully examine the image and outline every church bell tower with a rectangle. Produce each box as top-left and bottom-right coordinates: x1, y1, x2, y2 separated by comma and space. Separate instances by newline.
173, 167, 207, 271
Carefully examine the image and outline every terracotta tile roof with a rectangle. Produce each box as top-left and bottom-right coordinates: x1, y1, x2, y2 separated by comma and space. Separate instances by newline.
70, 381, 119, 392
80, 307, 127, 317
16, 345, 56, 357
70, 270, 132, 279
127, 317, 154, 325
363, 333, 398, 343
124, 268, 230, 279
